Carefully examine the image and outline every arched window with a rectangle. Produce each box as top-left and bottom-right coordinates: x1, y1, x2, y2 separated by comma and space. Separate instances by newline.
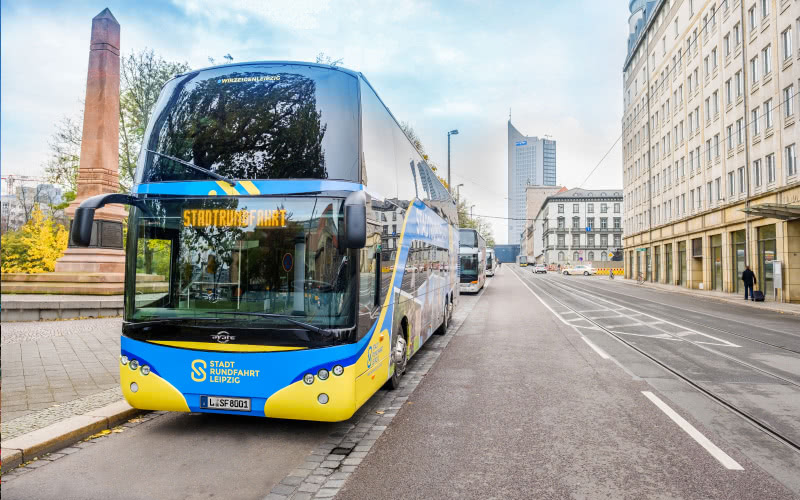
573, 251, 579, 262
588, 251, 595, 261
558, 251, 565, 262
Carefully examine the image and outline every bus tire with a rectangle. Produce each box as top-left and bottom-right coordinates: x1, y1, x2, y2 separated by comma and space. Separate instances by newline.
434, 298, 450, 335
387, 321, 408, 390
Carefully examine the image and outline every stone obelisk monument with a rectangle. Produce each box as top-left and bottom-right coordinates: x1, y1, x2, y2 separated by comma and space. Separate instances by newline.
55, 8, 127, 275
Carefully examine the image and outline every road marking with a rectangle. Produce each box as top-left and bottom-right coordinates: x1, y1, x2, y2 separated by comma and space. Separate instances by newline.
641, 391, 744, 471
581, 337, 610, 359
509, 269, 613, 361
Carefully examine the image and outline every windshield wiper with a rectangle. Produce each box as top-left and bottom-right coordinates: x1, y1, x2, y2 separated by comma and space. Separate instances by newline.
145, 149, 236, 186
215, 312, 337, 338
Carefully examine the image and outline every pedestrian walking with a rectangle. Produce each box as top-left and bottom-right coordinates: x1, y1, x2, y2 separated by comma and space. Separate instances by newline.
742, 265, 757, 301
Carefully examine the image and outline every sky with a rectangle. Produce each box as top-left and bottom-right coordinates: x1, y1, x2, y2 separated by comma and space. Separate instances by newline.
1, 0, 630, 244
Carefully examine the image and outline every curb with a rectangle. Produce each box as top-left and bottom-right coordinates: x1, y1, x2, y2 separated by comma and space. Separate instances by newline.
1, 400, 142, 474
616, 278, 800, 316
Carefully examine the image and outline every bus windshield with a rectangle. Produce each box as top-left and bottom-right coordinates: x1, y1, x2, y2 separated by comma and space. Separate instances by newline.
459, 229, 477, 247
460, 254, 479, 283
126, 196, 355, 341
136, 63, 359, 184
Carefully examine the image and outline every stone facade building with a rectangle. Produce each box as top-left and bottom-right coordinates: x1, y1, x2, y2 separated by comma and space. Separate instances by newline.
622, 0, 800, 302
536, 189, 624, 266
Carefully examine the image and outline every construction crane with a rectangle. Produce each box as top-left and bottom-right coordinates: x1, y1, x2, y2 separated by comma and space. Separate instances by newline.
1, 174, 46, 196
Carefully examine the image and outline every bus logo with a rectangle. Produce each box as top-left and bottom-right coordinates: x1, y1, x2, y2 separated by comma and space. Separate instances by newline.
191, 359, 207, 382
211, 331, 235, 343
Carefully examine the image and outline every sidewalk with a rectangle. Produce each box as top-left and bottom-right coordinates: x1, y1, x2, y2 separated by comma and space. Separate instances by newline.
1, 317, 136, 471
617, 277, 800, 315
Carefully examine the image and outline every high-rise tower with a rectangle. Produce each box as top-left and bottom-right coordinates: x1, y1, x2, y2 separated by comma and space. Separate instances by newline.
507, 120, 556, 244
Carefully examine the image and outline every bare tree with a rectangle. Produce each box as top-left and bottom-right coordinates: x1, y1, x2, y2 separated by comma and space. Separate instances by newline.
43, 115, 82, 193
315, 52, 343, 67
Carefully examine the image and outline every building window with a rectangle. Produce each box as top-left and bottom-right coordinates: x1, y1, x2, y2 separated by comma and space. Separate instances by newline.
751, 55, 759, 84
762, 45, 771, 76
782, 28, 793, 61
707, 182, 713, 205
760, 0, 769, 19
572, 234, 580, 246
614, 203, 620, 213
724, 33, 731, 56
572, 216, 580, 228
558, 251, 564, 261
765, 98, 773, 128
737, 118, 744, 144
600, 234, 609, 247
600, 203, 608, 213
586, 217, 594, 229
738, 166, 745, 194
752, 106, 760, 135
573, 251, 579, 262
714, 134, 720, 157
725, 79, 732, 104
734, 22, 741, 46
767, 153, 776, 183
600, 217, 608, 229
715, 177, 721, 200
557, 217, 565, 229
754, 159, 762, 187
735, 71, 743, 97
728, 171, 735, 196
748, 6, 756, 31
587, 203, 594, 213
614, 234, 621, 247
787, 143, 797, 176
558, 235, 565, 247
784, 86, 795, 117
613, 217, 621, 229
572, 203, 579, 213
558, 204, 564, 213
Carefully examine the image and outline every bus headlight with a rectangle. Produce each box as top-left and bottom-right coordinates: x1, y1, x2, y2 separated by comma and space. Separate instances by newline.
140, 365, 151, 376
318, 393, 329, 404
332, 365, 344, 376
317, 369, 329, 380
303, 373, 314, 385
121, 355, 129, 365
130, 382, 139, 393
129, 359, 139, 370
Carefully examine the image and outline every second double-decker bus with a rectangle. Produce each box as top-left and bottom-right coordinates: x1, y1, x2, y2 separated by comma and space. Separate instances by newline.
458, 228, 486, 293
70, 61, 459, 422
486, 248, 497, 277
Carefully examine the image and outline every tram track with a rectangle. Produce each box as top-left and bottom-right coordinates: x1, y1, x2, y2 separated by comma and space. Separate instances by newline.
532, 272, 800, 388
510, 266, 800, 455
543, 273, 800, 353
539, 272, 800, 356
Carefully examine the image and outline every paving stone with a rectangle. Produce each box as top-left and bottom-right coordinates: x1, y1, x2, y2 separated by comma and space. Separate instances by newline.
314, 488, 339, 498
280, 475, 304, 487
289, 493, 313, 500
297, 482, 320, 493
320, 460, 340, 468
304, 475, 327, 484
270, 484, 296, 495
323, 479, 345, 488
329, 472, 351, 480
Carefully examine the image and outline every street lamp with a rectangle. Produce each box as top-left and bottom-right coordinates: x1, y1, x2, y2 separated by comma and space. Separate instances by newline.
447, 129, 459, 193
469, 204, 475, 219
456, 183, 464, 204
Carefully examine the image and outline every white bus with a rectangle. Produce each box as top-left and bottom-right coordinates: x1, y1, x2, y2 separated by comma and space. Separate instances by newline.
459, 228, 486, 293
486, 248, 497, 277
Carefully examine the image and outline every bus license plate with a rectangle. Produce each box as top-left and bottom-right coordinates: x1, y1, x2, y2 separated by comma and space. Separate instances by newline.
200, 395, 251, 412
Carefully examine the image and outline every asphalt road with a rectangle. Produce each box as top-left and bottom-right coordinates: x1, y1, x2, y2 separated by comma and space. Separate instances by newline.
338, 266, 798, 499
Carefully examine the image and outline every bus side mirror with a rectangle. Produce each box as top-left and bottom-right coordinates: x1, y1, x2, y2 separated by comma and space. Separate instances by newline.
70, 193, 146, 247
343, 191, 367, 249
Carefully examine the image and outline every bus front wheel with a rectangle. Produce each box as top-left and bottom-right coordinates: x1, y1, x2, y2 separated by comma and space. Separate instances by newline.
388, 328, 408, 390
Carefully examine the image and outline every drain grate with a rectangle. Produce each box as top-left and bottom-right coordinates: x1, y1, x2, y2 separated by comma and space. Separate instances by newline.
331, 446, 353, 456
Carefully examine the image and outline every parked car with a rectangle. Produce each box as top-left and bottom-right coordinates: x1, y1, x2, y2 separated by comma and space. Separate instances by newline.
533, 264, 547, 274
563, 265, 596, 276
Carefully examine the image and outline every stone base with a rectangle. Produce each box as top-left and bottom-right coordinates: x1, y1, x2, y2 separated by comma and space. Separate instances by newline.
0, 294, 124, 322
1, 272, 166, 296
55, 247, 126, 274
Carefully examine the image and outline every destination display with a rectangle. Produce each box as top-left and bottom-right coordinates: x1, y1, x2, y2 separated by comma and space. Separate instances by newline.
182, 208, 287, 228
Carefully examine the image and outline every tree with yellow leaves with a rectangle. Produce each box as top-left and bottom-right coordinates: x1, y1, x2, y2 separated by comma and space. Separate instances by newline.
1, 205, 68, 273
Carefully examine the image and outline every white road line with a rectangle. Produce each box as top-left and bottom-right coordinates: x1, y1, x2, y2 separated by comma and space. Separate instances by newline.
581, 337, 610, 359
641, 391, 744, 471
510, 269, 612, 361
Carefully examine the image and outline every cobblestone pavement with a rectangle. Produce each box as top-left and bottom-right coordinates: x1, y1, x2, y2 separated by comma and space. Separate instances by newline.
1, 318, 122, 425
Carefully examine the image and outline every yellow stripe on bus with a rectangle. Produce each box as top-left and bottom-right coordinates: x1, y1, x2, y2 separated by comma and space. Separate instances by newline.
149, 340, 306, 352
239, 180, 260, 194
216, 180, 241, 195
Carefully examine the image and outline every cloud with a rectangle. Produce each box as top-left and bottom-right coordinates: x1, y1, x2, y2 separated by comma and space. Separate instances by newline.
171, 0, 332, 30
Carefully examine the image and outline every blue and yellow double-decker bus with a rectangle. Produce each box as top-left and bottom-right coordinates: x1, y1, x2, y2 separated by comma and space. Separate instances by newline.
70, 62, 459, 421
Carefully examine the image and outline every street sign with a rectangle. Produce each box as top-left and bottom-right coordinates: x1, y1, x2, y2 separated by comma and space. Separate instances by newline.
608, 252, 614, 258
515, 140, 527, 146
282, 253, 293, 272
637, 248, 647, 252
585, 226, 591, 232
